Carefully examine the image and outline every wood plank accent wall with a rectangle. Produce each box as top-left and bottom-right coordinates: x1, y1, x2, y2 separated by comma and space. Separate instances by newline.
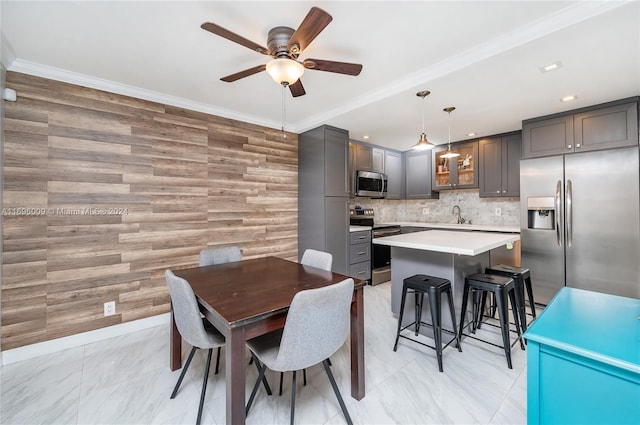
1, 72, 298, 350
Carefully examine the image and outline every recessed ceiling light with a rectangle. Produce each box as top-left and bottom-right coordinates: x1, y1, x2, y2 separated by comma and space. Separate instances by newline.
362, 135, 370, 140
540, 61, 562, 73
561, 95, 577, 102
467, 132, 476, 137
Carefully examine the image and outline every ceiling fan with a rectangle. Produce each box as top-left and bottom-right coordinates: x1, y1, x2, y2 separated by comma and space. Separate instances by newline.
201, 7, 363, 97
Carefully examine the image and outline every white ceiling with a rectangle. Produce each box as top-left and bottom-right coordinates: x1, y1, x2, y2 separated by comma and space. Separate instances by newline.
2, 1, 639, 151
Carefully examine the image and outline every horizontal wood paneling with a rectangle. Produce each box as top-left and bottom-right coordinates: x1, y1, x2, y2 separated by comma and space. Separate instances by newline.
1, 72, 298, 350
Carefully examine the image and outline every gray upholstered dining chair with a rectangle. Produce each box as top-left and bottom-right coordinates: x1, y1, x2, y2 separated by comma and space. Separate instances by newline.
165, 270, 225, 425
198, 245, 242, 374
199, 245, 242, 267
300, 248, 333, 271
245, 278, 355, 425
274, 248, 334, 395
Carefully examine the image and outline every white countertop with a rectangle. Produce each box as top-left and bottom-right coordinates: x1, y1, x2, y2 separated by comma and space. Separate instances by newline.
350, 225, 372, 232
372, 230, 520, 256
388, 222, 520, 233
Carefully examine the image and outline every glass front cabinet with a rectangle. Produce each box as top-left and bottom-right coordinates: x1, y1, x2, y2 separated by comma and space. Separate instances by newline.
432, 141, 479, 190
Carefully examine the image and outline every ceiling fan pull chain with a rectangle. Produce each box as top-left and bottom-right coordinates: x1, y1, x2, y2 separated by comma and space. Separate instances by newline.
281, 83, 287, 139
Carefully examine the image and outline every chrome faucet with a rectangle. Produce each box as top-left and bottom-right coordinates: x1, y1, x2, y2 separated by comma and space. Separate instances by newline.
452, 205, 465, 224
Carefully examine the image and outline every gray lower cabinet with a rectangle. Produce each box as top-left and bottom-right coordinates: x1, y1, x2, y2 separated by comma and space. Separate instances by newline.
384, 150, 403, 199
478, 132, 521, 197
523, 98, 638, 159
349, 230, 371, 281
404, 150, 439, 199
299, 125, 350, 275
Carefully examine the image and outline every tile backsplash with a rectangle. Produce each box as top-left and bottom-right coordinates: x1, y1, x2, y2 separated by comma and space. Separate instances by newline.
350, 189, 520, 226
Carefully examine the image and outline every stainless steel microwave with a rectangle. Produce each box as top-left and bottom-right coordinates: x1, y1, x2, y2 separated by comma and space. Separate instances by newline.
355, 170, 387, 198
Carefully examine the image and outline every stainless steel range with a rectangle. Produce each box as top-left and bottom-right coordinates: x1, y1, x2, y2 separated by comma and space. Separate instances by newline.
350, 209, 401, 285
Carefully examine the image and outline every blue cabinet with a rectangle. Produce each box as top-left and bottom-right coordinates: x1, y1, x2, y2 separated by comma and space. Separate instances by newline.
524, 287, 640, 425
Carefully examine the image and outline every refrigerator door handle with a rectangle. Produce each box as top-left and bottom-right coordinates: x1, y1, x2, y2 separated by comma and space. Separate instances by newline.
566, 179, 573, 247
555, 180, 562, 246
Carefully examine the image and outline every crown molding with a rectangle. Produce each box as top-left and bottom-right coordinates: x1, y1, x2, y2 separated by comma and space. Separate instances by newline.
7, 59, 283, 131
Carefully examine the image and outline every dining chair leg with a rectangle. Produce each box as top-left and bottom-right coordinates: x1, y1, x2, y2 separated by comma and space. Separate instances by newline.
322, 359, 353, 425
246, 358, 267, 416
196, 348, 213, 425
303, 369, 307, 386
170, 346, 197, 399
214, 346, 221, 375
251, 352, 273, 395
279, 371, 284, 396
290, 371, 297, 425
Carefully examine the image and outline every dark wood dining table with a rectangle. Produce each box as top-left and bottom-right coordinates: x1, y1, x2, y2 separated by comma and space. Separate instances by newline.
170, 256, 366, 425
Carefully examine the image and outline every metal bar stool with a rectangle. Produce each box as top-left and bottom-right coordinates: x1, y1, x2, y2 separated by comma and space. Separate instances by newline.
393, 274, 461, 372
459, 273, 525, 369
485, 265, 537, 324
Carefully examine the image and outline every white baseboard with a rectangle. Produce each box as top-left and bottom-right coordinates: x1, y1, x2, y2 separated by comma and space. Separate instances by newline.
1, 313, 171, 366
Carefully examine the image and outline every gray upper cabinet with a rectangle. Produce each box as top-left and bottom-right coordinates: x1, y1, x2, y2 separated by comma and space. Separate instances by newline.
353, 143, 385, 173
479, 132, 521, 198
384, 150, 403, 199
371, 148, 385, 173
523, 98, 638, 159
405, 150, 439, 199
324, 128, 350, 197
574, 101, 638, 152
522, 115, 573, 158
348, 142, 356, 197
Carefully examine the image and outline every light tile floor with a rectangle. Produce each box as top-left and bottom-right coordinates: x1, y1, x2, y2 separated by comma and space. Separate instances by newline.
0, 282, 530, 424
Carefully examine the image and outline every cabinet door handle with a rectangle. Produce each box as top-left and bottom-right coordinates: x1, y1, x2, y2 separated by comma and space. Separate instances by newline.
357, 236, 366, 239
358, 251, 366, 255
502, 190, 506, 193
357, 271, 366, 275
567, 144, 572, 149
576, 143, 581, 148
496, 190, 500, 193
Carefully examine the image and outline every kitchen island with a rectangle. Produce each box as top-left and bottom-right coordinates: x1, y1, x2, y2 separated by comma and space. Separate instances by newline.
373, 230, 520, 336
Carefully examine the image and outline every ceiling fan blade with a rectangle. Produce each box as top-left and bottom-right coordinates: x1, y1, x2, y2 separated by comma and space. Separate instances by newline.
289, 80, 306, 97
303, 59, 363, 76
201, 22, 270, 55
220, 64, 267, 82
287, 7, 333, 54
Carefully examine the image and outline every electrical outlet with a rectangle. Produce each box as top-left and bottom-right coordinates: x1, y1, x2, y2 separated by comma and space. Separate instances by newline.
422, 207, 430, 215
495, 207, 502, 216
104, 301, 116, 317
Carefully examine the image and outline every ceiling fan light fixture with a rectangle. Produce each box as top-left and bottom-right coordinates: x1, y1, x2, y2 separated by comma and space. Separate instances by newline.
266, 58, 305, 86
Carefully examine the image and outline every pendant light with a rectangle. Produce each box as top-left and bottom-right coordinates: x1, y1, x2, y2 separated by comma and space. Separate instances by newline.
440, 106, 460, 158
412, 90, 435, 151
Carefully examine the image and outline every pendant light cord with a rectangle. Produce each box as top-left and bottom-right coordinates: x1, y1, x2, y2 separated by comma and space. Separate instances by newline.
281, 83, 287, 139
447, 110, 451, 147
421, 96, 425, 134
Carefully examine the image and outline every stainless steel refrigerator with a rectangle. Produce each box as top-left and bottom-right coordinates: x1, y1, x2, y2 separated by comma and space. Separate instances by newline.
520, 147, 640, 304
